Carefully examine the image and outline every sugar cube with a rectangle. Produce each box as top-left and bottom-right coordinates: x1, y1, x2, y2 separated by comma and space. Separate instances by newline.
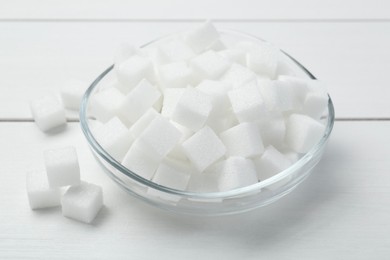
253, 146, 292, 180
171, 87, 213, 131
276, 59, 296, 76
26, 169, 61, 209
206, 112, 238, 134
117, 79, 161, 124
93, 117, 134, 162
218, 49, 246, 65
302, 90, 328, 119
60, 79, 88, 110
228, 80, 267, 123
196, 80, 232, 116
44, 147, 80, 187
247, 43, 279, 79
161, 88, 185, 118
221, 63, 257, 88
220, 122, 264, 158
258, 79, 296, 112
90, 87, 125, 123
30, 94, 66, 132
285, 114, 325, 153
186, 170, 220, 193
158, 62, 196, 89
233, 41, 259, 52
183, 20, 220, 53
209, 39, 226, 51
182, 126, 226, 172
167, 122, 194, 161
159, 39, 195, 62
61, 181, 103, 224
129, 108, 159, 138
215, 157, 258, 191
114, 43, 139, 66
260, 114, 286, 148
190, 50, 231, 80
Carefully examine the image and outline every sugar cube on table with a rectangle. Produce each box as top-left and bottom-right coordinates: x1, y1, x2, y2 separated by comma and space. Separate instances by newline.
247, 43, 279, 79
183, 20, 220, 54
90, 87, 125, 123
171, 87, 213, 131
93, 117, 134, 162
117, 79, 161, 124
190, 50, 231, 80
60, 79, 88, 110
253, 145, 292, 181
161, 88, 185, 118
228, 80, 267, 123
44, 146, 80, 187
121, 140, 160, 180
218, 49, 246, 65
215, 157, 258, 191
159, 39, 195, 63
285, 114, 326, 153
30, 94, 66, 132
129, 108, 159, 138
182, 126, 226, 172
220, 122, 264, 158
61, 181, 103, 224
195, 80, 232, 117
158, 62, 196, 89
26, 169, 61, 210
115, 54, 156, 93
138, 116, 182, 161
221, 63, 257, 89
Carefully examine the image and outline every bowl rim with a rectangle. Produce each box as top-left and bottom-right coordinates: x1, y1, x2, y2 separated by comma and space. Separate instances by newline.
80, 29, 335, 200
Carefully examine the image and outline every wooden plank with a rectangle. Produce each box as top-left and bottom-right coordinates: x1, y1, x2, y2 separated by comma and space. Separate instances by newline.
0, 121, 389, 259
0, 21, 389, 119
0, 0, 390, 20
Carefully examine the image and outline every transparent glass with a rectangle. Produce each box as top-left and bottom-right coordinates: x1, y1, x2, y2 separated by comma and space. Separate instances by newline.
80, 30, 335, 215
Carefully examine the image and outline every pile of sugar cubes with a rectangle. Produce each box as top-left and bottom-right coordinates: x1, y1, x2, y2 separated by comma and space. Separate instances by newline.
26, 146, 103, 224
88, 21, 328, 196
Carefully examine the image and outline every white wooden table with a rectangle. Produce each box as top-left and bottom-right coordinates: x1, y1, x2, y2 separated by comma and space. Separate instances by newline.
1, 1, 390, 259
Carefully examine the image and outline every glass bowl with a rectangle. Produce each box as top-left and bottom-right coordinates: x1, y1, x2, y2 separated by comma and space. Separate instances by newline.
80, 29, 335, 215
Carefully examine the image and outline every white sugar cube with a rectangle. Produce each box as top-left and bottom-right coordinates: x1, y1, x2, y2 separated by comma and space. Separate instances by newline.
138, 116, 182, 161
161, 88, 185, 118
302, 90, 328, 119
122, 140, 160, 180
206, 112, 238, 134
278, 75, 310, 104
260, 114, 286, 148
168, 122, 194, 161
30, 94, 66, 132
190, 50, 230, 79
26, 169, 61, 209
186, 170, 220, 193
113, 43, 139, 66
258, 79, 296, 112
90, 87, 125, 123
148, 158, 192, 202
209, 39, 226, 51
218, 49, 246, 65
159, 39, 195, 62
182, 126, 226, 172
171, 87, 213, 131
221, 63, 257, 88
253, 146, 292, 180
228, 80, 267, 123
129, 108, 159, 138
44, 147, 80, 187
61, 181, 103, 224
116, 55, 156, 93
159, 62, 196, 89
183, 20, 220, 53
94, 117, 134, 162
276, 59, 296, 76
283, 150, 301, 164
60, 79, 88, 110
247, 43, 279, 79
233, 41, 259, 52
285, 114, 325, 153
196, 80, 232, 116
220, 122, 264, 158
215, 157, 258, 191
117, 79, 161, 124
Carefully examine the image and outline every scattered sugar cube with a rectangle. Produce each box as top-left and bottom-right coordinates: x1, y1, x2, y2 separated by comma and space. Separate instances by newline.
215, 157, 258, 191
260, 114, 286, 148
26, 169, 61, 210
60, 79, 88, 110
228, 80, 267, 123
183, 20, 220, 53
159, 62, 196, 89
190, 50, 231, 79
218, 49, 246, 65
30, 94, 66, 132
247, 43, 279, 78
94, 117, 134, 162
196, 80, 232, 116
138, 116, 182, 161
122, 140, 160, 180
161, 88, 185, 118
129, 108, 159, 138
220, 122, 264, 158
117, 79, 161, 124
302, 90, 328, 119
90, 87, 125, 123
171, 87, 213, 131
285, 114, 326, 153
61, 181, 103, 224
182, 126, 226, 172
44, 146, 80, 187
116, 55, 156, 93
221, 63, 257, 88
253, 146, 292, 180
159, 39, 195, 62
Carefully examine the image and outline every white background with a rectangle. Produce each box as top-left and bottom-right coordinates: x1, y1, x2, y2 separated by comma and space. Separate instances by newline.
0, 1, 389, 259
